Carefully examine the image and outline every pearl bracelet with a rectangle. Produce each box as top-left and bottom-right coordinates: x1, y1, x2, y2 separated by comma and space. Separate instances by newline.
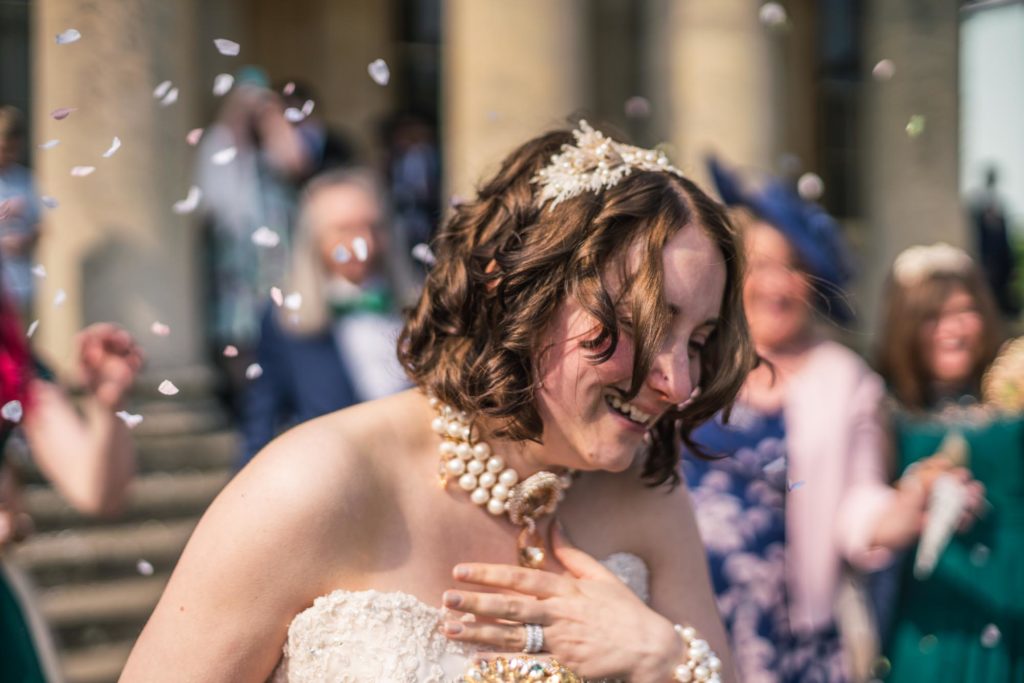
671, 625, 722, 683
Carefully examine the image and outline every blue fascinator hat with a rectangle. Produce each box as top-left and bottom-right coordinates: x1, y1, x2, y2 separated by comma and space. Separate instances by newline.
708, 156, 856, 322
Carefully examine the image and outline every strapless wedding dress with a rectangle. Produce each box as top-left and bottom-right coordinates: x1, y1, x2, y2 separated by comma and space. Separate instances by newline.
269, 552, 649, 682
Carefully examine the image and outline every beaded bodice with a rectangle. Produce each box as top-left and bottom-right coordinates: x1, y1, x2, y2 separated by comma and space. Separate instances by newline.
268, 552, 649, 682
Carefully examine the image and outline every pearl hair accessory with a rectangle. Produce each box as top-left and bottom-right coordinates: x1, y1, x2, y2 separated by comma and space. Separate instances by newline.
532, 120, 684, 210
671, 625, 723, 683
430, 396, 573, 568
892, 242, 973, 288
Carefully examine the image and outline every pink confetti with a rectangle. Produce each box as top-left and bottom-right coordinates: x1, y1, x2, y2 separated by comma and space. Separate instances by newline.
223, 345, 239, 358
150, 321, 171, 336
186, 128, 204, 146
51, 107, 76, 120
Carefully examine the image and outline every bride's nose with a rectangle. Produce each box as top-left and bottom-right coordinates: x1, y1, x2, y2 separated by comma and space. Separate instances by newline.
646, 350, 693, 406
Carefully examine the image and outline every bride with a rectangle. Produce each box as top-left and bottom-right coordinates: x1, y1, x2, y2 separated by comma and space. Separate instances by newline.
121, 121, 755, 682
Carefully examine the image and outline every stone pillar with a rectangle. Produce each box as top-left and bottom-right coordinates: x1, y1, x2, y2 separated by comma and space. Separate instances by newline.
443, 0, 588, 200
859, 0, 962, 335
644, 0, 786, 184
32, 0, 204, 377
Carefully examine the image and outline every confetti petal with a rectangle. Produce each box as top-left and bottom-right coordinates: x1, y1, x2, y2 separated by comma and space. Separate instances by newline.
150, 321, 170, 336
214, 38, 240, 56
213, 73, 234, 96
211, 146, 237, 165
153, 80, 172, 99
223, 344, 239, 358
301, 99, 315, 116
160, 87, 179, 107
797, 172, 824, 201
367, 58, 390, 86
136, 559, 154, 576
157, 379, 179, 396
172, 186, 202, 215
1, 400, 23, 423
186, 128, 204, 146
872, 59, 896, 82
284, 107, 305, 123
411, 243, 435, 266
102, 136, 121, 158
51, 107, 76, 120
71, 166, 96, 177
624, 96, 651, 119
40, 196, 59, 209
38, 139, 60, 150
26, 320, 39, 338
270, 286, 284, 307
282, 82, 295, 96
251, 226, 280, 248
759, 2, 788, 27
56, 28, 81, 45
245, 363, 263, 380
788, 480, 806, 492
116, 410, 144, 429
283, 292, 302, 311
352, 237, 369, 262
906, 114, 926, 138
31, 264, 46, 278
332, 244, 351, 263
980, 624, 1001, 648
53, 288, 66, 306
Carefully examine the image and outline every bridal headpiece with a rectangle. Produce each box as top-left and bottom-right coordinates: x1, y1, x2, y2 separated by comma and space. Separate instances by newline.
532, 120, 683, 210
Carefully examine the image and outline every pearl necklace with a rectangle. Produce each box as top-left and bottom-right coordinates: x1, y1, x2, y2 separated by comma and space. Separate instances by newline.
429, 396, 573, 568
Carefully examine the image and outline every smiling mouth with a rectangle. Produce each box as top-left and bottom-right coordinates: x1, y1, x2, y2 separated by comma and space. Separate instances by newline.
603, 393, 654, 428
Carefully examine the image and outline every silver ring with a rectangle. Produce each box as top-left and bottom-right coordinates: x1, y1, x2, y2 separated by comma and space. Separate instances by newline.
522, 623, 544, 654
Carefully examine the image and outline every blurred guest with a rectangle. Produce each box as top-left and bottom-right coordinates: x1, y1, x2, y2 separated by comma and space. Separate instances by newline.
877, 243, 1022, 682
0, 305, 142, 682
279, 79, 356, 181
0, 106, 42, 318
683, 160, 980, 682
382, 112, 440, 249
969, 166, 1018, 317
238, 169, 415, 468
196, 67, 312, 419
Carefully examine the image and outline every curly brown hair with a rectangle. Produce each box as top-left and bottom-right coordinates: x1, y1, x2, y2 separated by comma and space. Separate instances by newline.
398, 126, 757, 487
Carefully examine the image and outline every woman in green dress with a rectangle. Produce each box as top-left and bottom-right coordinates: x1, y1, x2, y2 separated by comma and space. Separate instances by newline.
877, 243, 1024, 682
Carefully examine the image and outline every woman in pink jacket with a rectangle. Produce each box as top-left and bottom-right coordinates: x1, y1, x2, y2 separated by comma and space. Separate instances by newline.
683, 159, 982, 682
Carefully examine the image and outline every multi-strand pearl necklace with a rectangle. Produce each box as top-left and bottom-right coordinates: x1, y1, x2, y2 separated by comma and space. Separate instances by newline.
429, 396, 573, 567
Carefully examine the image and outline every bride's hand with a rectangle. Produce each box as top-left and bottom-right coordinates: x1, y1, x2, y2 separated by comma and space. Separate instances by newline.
441, 523, 685, 682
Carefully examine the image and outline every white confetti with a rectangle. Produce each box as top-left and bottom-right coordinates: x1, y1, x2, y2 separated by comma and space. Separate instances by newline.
283, 292, 302, 311
150, 321, 170, 336
31, 264, 46, 278
172, 186, 202, 215
38, 139, 60, 150
1, 400, 23, 423
282, 82, 295, 96
762, 456, 786, 476
352, 237, 369, 262
153, 80, 172, 99
980, 624, 1001, 648
26, 320, 39, 338
301, 99, 315, 116
284, 108, 305, 123
160, 87, 179, 107
245, 363, 263, 380
411, 243, 435, 266
211, 146, 237, 165
51, 107, 75, 120
102, 136, 121, 158
624, 96, 652, 119
969, 543, 990, 566
270, 286, 284, 307
40, 196, 59, 209
872, 59, 896, 82
797, 172, 824, 201
53, 288, 66, 306
116, 410, 144, 429
214, 38, 240, 56
186, 128, 204, 146
251, 226, 280, 248
788, 480, 806, 492
157, 379, 179, 396
332, 244, 351, 263
56, 28, 81, 45
70, 166, 96, 177
223, 345, 239, 358
759, 2, 788, 27
212, 73, 234, 96
136, 559, 154, 576
367, 58, 390, 86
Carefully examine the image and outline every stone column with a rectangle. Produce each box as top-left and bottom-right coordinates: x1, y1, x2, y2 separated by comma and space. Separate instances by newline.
859, 0, 962, 335
644, 0, 787, 184
443, 0, 588, 200
32, 0, 204, 377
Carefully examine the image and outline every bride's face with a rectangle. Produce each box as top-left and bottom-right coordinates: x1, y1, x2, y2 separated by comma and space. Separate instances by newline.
534, 225, 726, 473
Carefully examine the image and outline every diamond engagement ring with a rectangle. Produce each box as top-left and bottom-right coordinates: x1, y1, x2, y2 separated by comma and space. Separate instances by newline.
522, 623, 544, 654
